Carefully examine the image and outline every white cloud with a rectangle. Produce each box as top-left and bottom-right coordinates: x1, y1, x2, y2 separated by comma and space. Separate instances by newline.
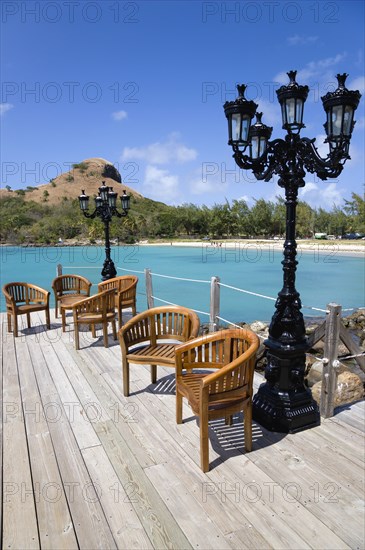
274, 54, 347, 86
112, 110, 128, 121
143, 165, 180, 203
254, 98, 281, 126
300, 182, 344, 208
287, 35, 319, 46
348, 76, 365, 94
121, 132, 197, 165
0, 103, 14, 116
188, 166, 229, 197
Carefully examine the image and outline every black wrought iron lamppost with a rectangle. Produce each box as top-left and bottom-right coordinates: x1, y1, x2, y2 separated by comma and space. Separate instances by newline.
79, 182, 130, 281
224, 71, 361, 433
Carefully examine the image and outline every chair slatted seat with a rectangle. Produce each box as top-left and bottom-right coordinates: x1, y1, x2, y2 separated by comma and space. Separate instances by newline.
175, 328, 260, 472
72, 288, 117, 350
52, 274, 92, 330
3, 282, 50, 337
118, 306, 200, 396
98, 275, 138, 328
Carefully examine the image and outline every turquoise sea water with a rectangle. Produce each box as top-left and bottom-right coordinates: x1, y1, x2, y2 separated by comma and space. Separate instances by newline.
1, 244, 364, 324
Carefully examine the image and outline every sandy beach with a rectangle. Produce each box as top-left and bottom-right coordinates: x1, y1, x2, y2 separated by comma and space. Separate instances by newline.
136, 239, 365, 257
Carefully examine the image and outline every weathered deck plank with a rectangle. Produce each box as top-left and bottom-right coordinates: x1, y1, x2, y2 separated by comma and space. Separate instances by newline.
2, 322, 39, 549
1, 310, 364, 550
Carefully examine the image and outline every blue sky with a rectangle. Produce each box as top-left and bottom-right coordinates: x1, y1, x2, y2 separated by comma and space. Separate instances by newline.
1, 0, 364, 209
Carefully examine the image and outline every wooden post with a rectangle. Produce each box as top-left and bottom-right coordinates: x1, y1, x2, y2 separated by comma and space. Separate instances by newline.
339, 323, 365, 372
209, 276, 220, 332
56, 264, 62, 276
320, 303, 342, 418
145, 268, 154, 309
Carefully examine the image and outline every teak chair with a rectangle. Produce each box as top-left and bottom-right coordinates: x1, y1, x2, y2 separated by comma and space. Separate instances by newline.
52, 274, 92, 329
175, 328, 260, 472
98, 275, 138, 328
118, 305, 200, 396
72, 288, 117, 350
3, 282, 50, 337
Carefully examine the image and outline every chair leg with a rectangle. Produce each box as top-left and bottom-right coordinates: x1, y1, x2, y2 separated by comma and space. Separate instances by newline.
200, 405, 210, 473
55, 301, 58, 318
122, 357, 130, 397
74, 323, 80, 350
26, 312, 31, 328
151, 365, 157, 384
61, 309, 66, 332
118, 310, 122, 329
176, 390, 183, 424
112, 319, 117, 340
45, 307, 50, 329
103, 322, 109, 348
13, 314, 18, 338
91, 324, 96, 338
7, 313, 12, 332
225, 415, 233, 426
244, 401, 253, 452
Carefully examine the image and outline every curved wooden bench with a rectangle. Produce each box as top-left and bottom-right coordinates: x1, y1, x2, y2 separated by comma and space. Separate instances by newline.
175, 328, 260, 472
52, 274, 92, 328
98, 275, 138, 328
3, 282, 50, 337
118, 306, 200, 396
72, 288, 117, 350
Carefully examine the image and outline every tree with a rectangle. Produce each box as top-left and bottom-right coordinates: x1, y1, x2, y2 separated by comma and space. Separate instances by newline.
248, 199, 273, 236
230, 199, 250, 236
296, 201, 315, 237
343, 192, 365, 233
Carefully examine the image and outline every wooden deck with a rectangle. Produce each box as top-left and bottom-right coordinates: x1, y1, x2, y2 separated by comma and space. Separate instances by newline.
1, 309, 364, 550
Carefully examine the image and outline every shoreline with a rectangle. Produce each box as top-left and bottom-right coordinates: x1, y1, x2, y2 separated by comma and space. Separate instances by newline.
1, 239, 364, 256
137, 239, 365, 257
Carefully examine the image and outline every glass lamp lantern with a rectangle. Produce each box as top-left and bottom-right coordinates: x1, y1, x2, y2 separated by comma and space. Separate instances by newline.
78, 190, 89, 211
108, 187, 118, 208
276, 70, 309, 134
224, 84, 258, 150
321, 73, 361, 155
121, 190, 130, 211
249, 113, 273, 160
99, 182, 109, 202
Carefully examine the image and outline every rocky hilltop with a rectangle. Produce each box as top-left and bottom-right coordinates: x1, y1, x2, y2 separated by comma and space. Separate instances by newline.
1, 158, 142, 206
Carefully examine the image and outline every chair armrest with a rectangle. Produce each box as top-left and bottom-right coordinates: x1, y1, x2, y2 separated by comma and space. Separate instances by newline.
119, 314, 151, 351
28, 285, 50, 305
201, 352, 256, 389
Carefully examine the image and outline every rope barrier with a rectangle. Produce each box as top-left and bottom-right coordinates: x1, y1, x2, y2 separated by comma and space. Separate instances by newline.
63, 266, 100, 269
339, 352, 365, 360
61, 265, 363, 316
151, 272, 210, 284
218, 282, 276, 302
302, 305, 329, 313
215, 315, 267, 340
151, 295, 210, 317
117, 267, 146, 274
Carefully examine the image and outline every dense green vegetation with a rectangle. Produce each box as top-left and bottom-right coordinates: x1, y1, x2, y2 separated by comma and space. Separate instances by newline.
0, 192, 364, 245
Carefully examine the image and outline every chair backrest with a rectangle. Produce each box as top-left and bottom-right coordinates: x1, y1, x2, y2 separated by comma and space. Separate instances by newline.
52, 274, 92, 296
176, 328, 260, 397
3, 282, 49, 305
73, 288, 115, 319
120, 306, 200, 348
98, 276, 138, 304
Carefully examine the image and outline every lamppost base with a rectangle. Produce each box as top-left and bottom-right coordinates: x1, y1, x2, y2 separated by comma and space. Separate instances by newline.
101, 259, 117, 281
253, 382, 320, 433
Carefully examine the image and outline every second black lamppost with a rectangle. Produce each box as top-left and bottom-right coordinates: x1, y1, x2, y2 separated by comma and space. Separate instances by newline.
79, 182, 130, 281
224, 71, 361, 433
